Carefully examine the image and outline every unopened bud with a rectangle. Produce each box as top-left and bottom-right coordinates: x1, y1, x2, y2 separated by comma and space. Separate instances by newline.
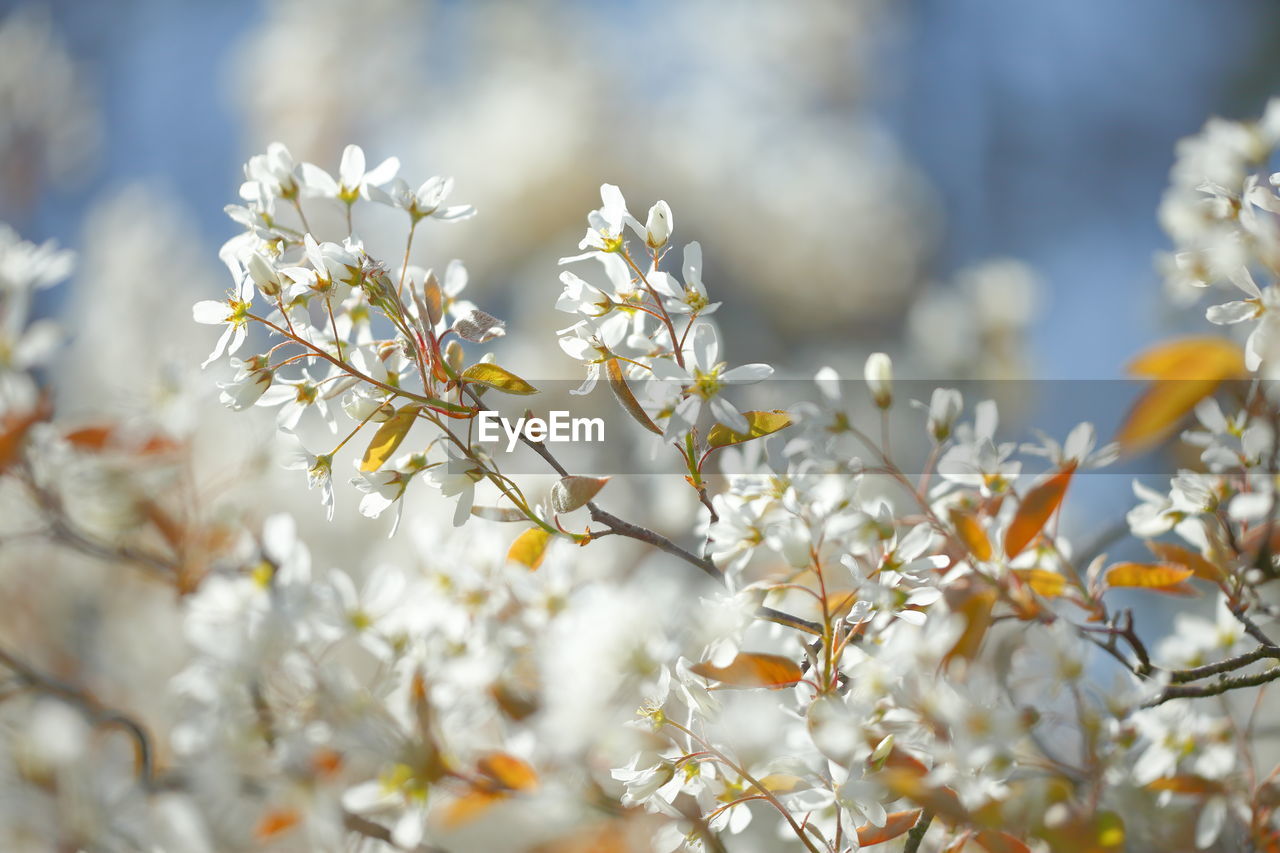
645, 200, 673, 249
247, 252, 282, 298
444, 340, 464, 374
864, 352, 892, 409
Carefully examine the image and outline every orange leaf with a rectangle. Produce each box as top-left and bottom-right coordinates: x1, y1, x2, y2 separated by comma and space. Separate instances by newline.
689, 652, 804, 689
856, 809, 923, 846
255, 808, 302, 839
944, 587, 997, 666
1146, 774, 1225, 795
1127, 336, 1245, 378
1005, 464, 1076, 558
0, 398, 51, 474
440, 789, 505, 829
1117, 337, 1244, 452
476, 752, 538, 792
975, 830, 1033, 853
1105, 562, 1195, 590
1013, 568, 1067, 598
1146, 541, 1223, 583
950, 509, 992, 562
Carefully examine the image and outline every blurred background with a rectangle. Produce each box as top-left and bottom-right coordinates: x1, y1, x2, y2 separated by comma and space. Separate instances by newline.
6, 0, 1279, 377
3, 0, 1279, 554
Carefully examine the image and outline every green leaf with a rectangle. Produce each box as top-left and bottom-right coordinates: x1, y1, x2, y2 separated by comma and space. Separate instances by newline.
359, 405, 420, 472
706, 410, 792, 449
461, 363, 538, 395
606, 357, 662, 435
507, 527, 552, 569
550, 476, 609, 514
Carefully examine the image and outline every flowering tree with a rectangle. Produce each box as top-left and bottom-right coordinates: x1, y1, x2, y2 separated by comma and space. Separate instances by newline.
4, 102, 1280, 852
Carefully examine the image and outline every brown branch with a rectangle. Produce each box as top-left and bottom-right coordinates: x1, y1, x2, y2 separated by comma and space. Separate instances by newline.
1145, 664, 1280, 707
0, 644, 155, 787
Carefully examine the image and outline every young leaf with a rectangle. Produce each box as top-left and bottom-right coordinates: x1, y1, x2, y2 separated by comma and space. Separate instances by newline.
452, 308, 506, 343
476, 752, 539, 792
950, 508, 992, 562
856, 809, 923, 847
706, 410, 792, 449
439, 789, 505, 829
689, 652, 804, 689
605, 357, 662, 435
0, 398, 50, 474
1005, 464, 1076, 558
1146, 541, 1223, 583
359, 405, 420, 472
471, 505, 528, 523
1013, 568, 1067, 598
1117, 337, 1244, 452
461, 363, 538, 395
551, 476, 609, 514
508, 527, 552, 569
944, 587, 997, 666
1105, 562, 1195, 590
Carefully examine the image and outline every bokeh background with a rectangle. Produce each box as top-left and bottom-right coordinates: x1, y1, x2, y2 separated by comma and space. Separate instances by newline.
3, 0, 1278, 558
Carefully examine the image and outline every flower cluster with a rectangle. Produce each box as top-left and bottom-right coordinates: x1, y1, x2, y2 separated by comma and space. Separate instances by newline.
4, 99, 1280, 852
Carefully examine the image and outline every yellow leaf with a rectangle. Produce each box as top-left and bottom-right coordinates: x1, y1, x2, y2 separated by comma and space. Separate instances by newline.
1105, 562, 1195, 590
1147, 541, 1223, 583
706, 410, 793, 449
359, 405, 419, 472
461, 363, 538, 395
1005, 464, 1075, 558
507, 527, 552, 569
1127, 336, 1245, 378
1014, 568, 1067, 598
689, 652, 804, 689
476, 752, 539, 792
756, 773, 810, 795
855, 809, 922, 846
606, 357, 662, 435
1117, 337, 1244, 452
950, 508, 992, 562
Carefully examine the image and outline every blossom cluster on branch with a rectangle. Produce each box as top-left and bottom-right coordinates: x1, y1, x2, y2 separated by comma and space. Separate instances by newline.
2, 102, 1280, 852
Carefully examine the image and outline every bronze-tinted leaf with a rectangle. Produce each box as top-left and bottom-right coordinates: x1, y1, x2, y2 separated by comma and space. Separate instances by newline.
477, 752, 539, 792
1146, 541, 1223, 583
359, 405, 419, 472
1105, 562, 1195, 590
1117, 337, 1244, 453
1005, 464, 1075, 559
855, 809, 922, 847
606, 357, 662, 435
950, 508, 992, 562
689, 652, 804, 689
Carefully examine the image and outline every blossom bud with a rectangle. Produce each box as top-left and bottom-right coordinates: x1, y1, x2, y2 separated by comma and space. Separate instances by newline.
444, 340, 464, 375
247, 252, 282, 298
645, 200, 673, 249
218, 357, 273, 410
864, 352, 892, 409
926, 387, 963, 442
